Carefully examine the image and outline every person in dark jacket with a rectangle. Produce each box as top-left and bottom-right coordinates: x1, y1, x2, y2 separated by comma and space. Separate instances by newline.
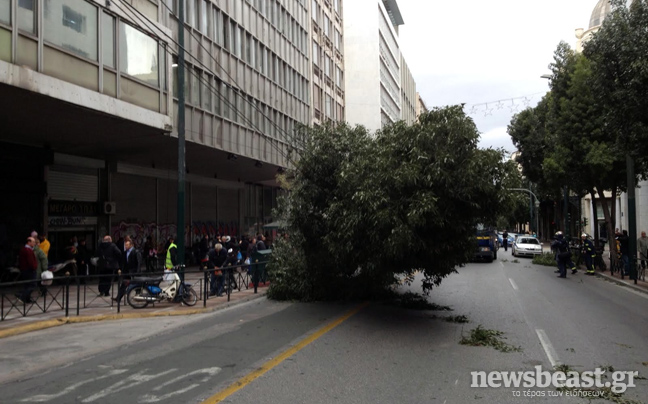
208, 243, 228, 296
97, 235, 122, 297
618, 230, 630, 275
551, 232, 570, 278
16, 237, 38, 303
114, 238, 142, 303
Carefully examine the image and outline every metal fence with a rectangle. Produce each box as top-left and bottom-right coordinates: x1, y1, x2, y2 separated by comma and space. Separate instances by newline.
0, 258, 270, 322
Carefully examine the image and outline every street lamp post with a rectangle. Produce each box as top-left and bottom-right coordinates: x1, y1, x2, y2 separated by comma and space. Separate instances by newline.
508, 188, 540, 236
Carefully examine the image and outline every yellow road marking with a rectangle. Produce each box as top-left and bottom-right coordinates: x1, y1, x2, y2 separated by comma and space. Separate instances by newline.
200, 302, 369, 404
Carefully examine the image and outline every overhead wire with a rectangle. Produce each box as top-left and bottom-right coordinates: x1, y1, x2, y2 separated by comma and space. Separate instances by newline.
111, 0, 300, 165
114, 0, 308, 164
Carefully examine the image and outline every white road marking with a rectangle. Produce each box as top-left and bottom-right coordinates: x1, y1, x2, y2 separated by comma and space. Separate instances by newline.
454, 379, 459, 385
21, 369, 128, 402
508, 278, 519, 290
138, 367, 222, 403
82, 369, 176, 402
535, 329, 560, 368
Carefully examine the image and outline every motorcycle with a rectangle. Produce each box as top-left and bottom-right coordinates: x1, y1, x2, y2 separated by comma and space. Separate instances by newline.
126, 265, 198, 309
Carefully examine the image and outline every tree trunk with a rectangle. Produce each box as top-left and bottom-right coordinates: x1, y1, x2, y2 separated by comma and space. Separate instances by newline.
590, 189, 599, 246
597, 187, 618, 265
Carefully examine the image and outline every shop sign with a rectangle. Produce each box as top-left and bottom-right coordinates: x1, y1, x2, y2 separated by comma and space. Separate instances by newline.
48, 200, 99, 216
48, 217, 88, 226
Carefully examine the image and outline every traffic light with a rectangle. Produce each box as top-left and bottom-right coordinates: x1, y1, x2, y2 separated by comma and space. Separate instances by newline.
582, 217, 588, 227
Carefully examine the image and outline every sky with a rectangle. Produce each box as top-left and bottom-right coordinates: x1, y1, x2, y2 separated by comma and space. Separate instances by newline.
396, 0, 600, 155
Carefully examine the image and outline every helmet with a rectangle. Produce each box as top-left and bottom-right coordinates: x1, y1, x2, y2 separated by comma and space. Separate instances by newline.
555, 231, 563, 236
581, 233, 588, 238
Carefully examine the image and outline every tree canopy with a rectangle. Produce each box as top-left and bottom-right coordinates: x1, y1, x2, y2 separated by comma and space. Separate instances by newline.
267, 106, 517, 301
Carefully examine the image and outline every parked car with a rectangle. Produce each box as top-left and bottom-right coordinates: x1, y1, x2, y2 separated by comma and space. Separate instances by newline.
512, 236, 543, 257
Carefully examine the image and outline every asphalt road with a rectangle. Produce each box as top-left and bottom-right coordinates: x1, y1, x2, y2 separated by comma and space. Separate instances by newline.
1, 250, 647, 404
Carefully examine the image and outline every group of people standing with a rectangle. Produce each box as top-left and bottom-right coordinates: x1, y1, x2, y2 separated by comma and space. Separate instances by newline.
96, 235, 180, 302
195, 234, 268, 297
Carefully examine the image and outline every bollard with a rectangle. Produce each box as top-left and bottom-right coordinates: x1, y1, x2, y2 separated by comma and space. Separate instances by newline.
227, 265, 231, 302
116, 269, 122, 313
253, 259, 259, 293
65, 271, 70, 317
203, 268, 209, 307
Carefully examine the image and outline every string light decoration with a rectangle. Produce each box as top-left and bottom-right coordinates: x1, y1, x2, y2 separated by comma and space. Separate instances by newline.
464, 93, 545, 117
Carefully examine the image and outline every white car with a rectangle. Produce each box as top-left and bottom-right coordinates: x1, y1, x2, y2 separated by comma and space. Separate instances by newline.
512, 236, 543, 257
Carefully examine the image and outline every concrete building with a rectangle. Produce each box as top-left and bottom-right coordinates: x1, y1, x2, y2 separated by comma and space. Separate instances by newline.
0, 0, 311, 263
416, 92, 428, 119
400, 54, 416, 125
310, 0, 345, 124
343, 0, 406, 133
575, 0, 648, 238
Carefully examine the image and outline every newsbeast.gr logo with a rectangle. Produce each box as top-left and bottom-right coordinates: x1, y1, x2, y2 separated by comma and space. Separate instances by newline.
471, 366, 638, 395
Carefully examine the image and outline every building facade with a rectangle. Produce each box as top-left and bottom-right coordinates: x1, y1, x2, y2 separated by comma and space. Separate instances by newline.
0, 0, 313, 263
310, 0, 345, 124
342, 0, 405, 133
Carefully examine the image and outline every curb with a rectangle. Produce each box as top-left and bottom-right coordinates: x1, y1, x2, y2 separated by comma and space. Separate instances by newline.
0, 291, 267, 340
593, 271, 648, 295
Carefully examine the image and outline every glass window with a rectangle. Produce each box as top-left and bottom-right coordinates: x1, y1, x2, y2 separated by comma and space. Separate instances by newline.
44, 0, 98, 60
234, 25, 241, 58
202, 73, 211, 111
171, 55, 178, 96
312, 41, 318, 66
200, 0, 207, 33
119, 22, 159, 86
18, 0, 35, 33
213, 9, 221, 44
193, 0, 199, 29
102, 13, 115, 68
191, 67, 200, 105
0, 0, 10, 25
223, 16, 230, 50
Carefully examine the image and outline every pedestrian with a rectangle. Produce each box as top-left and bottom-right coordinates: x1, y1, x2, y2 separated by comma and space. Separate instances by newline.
502, 229, 509, 252
144, 236, 157, 272
64, 236, 79, 277
77, 238, 90, 282
551, 232, 570, 278
617, 230, 630, 276
33, 237, 49, 296
38, 232, 50, 257
114, 237, 142, 303
240, 235, 250, 263
16, 237, 38, 303
581, 233, 596, 275
637, 231, 648, 273
208, 243, 227, 296
96, 235, 122, 297
165, 236, 178, 270
256, 234, 267, 251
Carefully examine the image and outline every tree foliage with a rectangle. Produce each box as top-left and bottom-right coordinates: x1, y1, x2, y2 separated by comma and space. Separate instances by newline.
509, 0, 648, 240
267, 107, 515, 301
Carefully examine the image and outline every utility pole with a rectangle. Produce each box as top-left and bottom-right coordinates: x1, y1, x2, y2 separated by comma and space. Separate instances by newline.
177, 1, 186, 281
627, 155, 637, 283
564, 186, 569, 239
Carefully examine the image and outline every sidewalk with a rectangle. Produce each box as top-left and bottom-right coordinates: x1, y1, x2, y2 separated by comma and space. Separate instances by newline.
0, 268, 269, 339
540, 241, 648, 295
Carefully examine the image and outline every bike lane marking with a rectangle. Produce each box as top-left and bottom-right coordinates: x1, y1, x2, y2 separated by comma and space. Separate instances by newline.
139, 367, 222, 403
200, 301, 370, 404
21, 369, 129, 402
82, 369, 177, 402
